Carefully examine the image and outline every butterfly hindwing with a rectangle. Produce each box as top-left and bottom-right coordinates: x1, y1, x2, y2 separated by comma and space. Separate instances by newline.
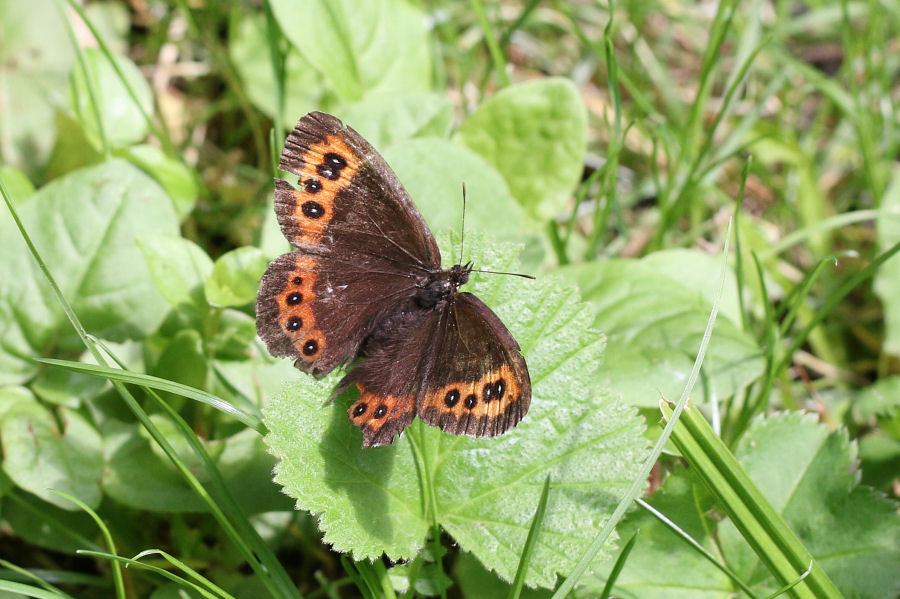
339, 292, 531, 446
417, 292, 531, 437
257, 251, 420, 375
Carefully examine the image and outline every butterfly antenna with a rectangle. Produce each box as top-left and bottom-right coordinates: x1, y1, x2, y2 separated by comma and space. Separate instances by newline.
459, 181, 467, 263
470, 268, 536, 280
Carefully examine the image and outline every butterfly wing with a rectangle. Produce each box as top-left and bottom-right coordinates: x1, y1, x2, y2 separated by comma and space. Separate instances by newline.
342, 292, 531, 447
256, 112, 440, 375
416, 292, 531, 437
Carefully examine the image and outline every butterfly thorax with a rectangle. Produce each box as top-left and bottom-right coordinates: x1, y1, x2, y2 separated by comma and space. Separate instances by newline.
414, 263, 471, 309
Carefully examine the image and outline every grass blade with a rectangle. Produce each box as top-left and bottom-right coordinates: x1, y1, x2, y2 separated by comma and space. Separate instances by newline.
35, 358, 265, 433
507, 475, 552, 599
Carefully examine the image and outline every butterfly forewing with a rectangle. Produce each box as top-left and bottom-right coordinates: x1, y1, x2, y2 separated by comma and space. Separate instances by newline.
257, 113, 440, 375
276, 111, 440, 267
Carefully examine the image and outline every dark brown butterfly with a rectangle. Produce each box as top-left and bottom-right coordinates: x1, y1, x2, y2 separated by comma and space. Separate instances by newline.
256, 112, 531, 447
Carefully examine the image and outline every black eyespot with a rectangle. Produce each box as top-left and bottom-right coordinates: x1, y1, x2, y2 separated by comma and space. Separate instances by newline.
304, 178, 322, 193
374, 405, 387, 419
495, 379, 506, 400
464, 394, 478, 409
286, 292, 303, 305
301, 201, 325, 219
444, 389, 460, 408
482, 382, 494, 402
302, 339, 318, 356
292, 276, 303, 285
353, 403, 367, 417
323, 152, 347, 170
286, 316, 302, 332
316, 163, 340, 180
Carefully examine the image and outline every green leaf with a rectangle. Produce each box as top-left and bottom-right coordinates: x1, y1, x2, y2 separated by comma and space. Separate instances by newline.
151, 329, 209, 405
560, 256, 765, 407
137, 234, 213, 309
229, 13, 329, 129
0, 0, 75, 174
69, 48, 153, 148
874, 167, 900, 356
204, 246, 269, 308
0, 159, 179, 384
0, 393, 103, 510
339, 93, 454, 149
30, 363, 108, 408
269, 0, 431, 102
851, 375, 900, 422
388, 562, 452, 596
264, 233, 646, 588
0, 166, 35, 205
3, 490, 101, 554
640, 249, 744, 326
720, 413, 900, 599
45, 111, 103, 179
456, 78, 587, 220
119, 145, 198, 222
383, 139, 534, 244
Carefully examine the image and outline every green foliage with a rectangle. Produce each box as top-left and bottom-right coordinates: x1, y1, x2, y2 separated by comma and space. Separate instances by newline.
0, 1, 898, 598
0, 388, 103, 510
457, 78, 588, 220
268, 0, 431, 102
561, 250, 764, 407
602, 414, 900, 599
69, 48, 153, 148
0, 160, 178, 384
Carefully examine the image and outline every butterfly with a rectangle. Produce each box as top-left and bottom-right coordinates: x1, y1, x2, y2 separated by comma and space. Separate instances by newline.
256, 112, 531, 447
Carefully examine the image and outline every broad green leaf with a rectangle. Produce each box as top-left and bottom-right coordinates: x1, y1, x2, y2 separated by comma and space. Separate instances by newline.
45, 111, 103, 179
120, 145, 198, 221
383, 139, 533, 244
0, 166, 35, 205
3, 490, 101, 554
719, 413, 900, 599
229, 13, 330, 129
339, 93, 454, 149
151, 329, 208, 407
874, 166, 900, 356
456, 78, 587, 220
137, 234, 213, 309
69, 48, 153, 148
560, 257, 765, 407
0, 393, 103, 510
264, 233, 646, 588
641, 249, 743, 326
0, 0, 74, 174
389, 563, 452, 596
204, 246, 269, 308
0, 159, 179, 384
851, 375, 900, 422
30, 364, 108, 408
269, 0, 431, 102
102, 421, 291, 514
